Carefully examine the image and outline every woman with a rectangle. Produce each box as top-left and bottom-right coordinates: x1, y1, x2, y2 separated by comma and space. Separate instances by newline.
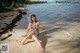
17, 14, 44, 52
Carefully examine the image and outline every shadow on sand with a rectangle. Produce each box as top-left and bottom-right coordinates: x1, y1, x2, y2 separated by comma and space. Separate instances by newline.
39, 27, 66, 50
50, 37, 80, 53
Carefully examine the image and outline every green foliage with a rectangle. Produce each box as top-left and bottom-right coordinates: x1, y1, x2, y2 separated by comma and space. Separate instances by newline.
0, 0, 47, 12
0, 0, 27, 9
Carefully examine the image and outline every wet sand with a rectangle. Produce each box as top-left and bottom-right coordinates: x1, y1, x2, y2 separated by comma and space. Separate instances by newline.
0, 3, 80, 53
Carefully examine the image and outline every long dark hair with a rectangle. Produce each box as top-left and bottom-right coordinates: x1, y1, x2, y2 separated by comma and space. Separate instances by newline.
31, 14, 38, 23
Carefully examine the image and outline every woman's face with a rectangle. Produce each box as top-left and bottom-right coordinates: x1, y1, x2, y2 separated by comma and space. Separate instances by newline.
32, 16, 36, 22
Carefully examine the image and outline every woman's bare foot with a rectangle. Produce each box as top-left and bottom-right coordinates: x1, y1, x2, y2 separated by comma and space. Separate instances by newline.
16, 40, 24, 45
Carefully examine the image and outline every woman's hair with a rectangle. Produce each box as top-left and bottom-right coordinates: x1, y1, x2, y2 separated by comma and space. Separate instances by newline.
31, 14, 38, 23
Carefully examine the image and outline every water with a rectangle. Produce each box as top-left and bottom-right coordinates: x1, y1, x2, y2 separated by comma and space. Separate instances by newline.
27, 3, 80, 19
25, 3, 80, 29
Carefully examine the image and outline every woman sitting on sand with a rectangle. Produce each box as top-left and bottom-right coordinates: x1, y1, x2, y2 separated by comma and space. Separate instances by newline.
17, 14, 44, 52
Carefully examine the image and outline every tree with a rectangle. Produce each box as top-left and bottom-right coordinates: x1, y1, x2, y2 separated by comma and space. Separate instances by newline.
0, 0, 29, 9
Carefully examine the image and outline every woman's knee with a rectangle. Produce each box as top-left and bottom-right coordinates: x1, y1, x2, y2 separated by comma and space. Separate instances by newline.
28, 32, 34, 36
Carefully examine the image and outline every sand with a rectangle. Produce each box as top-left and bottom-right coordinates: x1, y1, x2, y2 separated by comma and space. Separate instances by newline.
0, 14, 80, 53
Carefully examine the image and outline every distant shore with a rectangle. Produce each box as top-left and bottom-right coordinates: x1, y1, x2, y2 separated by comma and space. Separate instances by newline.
55, 1, 80, 4
26, 1, 47, 4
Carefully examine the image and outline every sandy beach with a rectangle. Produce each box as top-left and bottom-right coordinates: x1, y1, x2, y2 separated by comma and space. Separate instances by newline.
0, 3, 80, 53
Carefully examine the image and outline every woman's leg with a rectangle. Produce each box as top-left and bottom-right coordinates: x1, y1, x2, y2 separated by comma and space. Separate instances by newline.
32, 35, 44, 52
24, 35, 35, 44
20, 32, 34, 45
25, 38, 35, 43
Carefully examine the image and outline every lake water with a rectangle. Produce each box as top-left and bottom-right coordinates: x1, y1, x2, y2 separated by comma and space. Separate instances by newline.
24, 3, 80, 29
26, 3, 80, 20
